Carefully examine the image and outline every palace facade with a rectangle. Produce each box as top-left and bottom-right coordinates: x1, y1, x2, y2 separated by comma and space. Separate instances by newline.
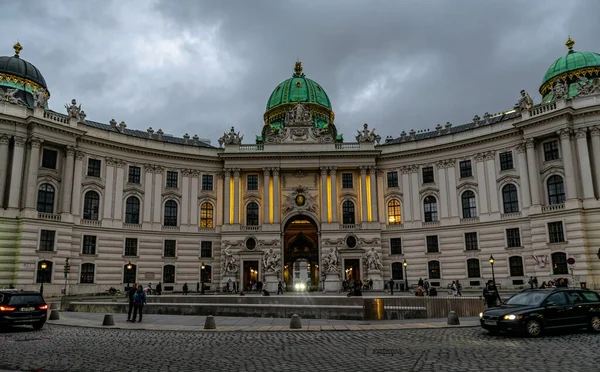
2, 39, 600, 295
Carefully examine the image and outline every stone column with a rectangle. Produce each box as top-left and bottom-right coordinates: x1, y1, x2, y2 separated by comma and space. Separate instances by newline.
190, 171, 199, 227
233, 168, 240, 224
71, 151, 84, 216
152, 166, 163, 224
330, 167, 338, 223
575, 128, 594, 199
8, 136, 26, 209
525, 139, 541, 205
0, 134, 10, 208
558, 129, 577, 200
272, 168, 280, 223
103, 158, 116, 219
360, 166, 368, 222
181, 170, 190, 225
436, 161, 449, 219
61, 146, 75, 213
485, 151, 499, 213
400, 167, 412, 222
376, 170, 386, 223
114, 161, 125, 221
516, 144, 531, 209
224, 169, 231, 225
475, 153, 489, 215
320, 167, 328, 222
24, 137, 43, 210
446, 160, 459, 217
368, 167, 378, 222
216, 172, 224, 226
591, 127, 600, 197
143, 165, 154, 223
263, 168, 270, 224
409, 166, 421, 221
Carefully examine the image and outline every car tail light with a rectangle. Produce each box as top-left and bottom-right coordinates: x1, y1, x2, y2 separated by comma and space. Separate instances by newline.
0, 306, 16, 312
38, 304, 48, 310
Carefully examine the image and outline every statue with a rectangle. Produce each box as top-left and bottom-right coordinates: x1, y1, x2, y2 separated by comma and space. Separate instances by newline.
65, 99, 84, 121
518, 90, 534, 110
262, 248, 281, 274
0, 87, 26, 106
221, 245, 238, 274
323, 247, 340, 274
284, 102, 313, 127
32, 89, 48, 108
218, 126, 243, 147
576, 76, 600, 97
552, 79, 568, 100
355, 123, 381, 144
364, 247, 383, 271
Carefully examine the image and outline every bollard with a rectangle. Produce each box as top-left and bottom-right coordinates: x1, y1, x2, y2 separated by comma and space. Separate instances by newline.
50, 302, 59, 310
289, 314, 302, 329
447, 310, 460, 325
102, 314, 115, 326
48, 310, 60, 320
204, 315, 216, 330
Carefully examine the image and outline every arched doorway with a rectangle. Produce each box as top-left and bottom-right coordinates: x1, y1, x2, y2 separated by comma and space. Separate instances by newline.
283, 215, 319, 291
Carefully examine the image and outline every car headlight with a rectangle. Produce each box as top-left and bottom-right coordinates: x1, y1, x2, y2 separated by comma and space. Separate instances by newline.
503, 314, 520, 320
294, 283, 299, 290
479, 312, 483, 319
300, 283, 306, 290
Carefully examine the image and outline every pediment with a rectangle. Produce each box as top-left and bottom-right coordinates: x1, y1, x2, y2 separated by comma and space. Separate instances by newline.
457, 180, 478, 190
81, 179, 105, 189
162, 190, 182, 199
496, 174, 520, 184
123, 185, 144, 195
38, 171, 62, 184
339, 190, 358, 199
419, 186, 439, 196
384, 190, 403, 199
540, 164, 564, 176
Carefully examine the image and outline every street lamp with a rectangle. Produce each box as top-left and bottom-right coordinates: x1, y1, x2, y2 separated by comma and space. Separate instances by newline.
403, 259, 408, 292
126, 261, 133, 288
39, 262, 48, 296
200, 263, 205, 295
489, 255, 496, 284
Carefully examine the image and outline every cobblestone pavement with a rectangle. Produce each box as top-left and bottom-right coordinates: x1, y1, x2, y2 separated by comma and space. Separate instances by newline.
0, 325, 598, 372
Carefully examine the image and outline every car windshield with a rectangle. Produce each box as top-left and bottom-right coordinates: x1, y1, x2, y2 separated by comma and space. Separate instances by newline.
8, 295, 45, 306
504, 291, 546, 306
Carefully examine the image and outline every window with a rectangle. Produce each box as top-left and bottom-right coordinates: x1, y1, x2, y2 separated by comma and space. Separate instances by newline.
391, 262, 403, 280
82, 235, 97, 255
459, 160, 472, 178
200, 241, 213, 258
548, 221, 565, 243
342, 173, 353, 189
543, 141, 560, 161
124, 238, 138, 256
166, 171, 178, 188
246, 202, 259, 226
87, 158, 101, 177
41, 149, 58, 169
465, 232, 478, 251
247, 175, 258, 190
342, 200, 355, 224
128, 166, 141, 184
164, 200, 178, 226
202, 175, 213, 191
428, 261, 441, 279
509, 256, 524, 277
423, 196, 438, 222
125, 196, 140, 224
200, 203, 214, 228
83, 191, 100, 220
426, 235, 439, 253
506, 228, 521, 248
36, 261, 52, 283
80, 263, 95, 284
422, 166, 434, 184
163, 240, 176, 258
546, 292, 568, 306
502, 184, 519, 213
551, 252, 568, 275
461, 191, 477, 218
499, 151, 514, 171
36, 184, 55, 213
390, 238, 402, 255
163, 265, 175, 284
387, 199, 401, 225
467, 259, 481, 278
387, 171, 398, 188
547, 175, 565, 205
201, 265, 212, 283
39, 230, 55, 252
123, 264, 136, 283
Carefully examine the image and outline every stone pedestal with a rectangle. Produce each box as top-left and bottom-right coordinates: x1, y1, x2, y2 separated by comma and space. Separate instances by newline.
324, 272, 340, 292
367, 270, 383, 290
264, 273, 279, 292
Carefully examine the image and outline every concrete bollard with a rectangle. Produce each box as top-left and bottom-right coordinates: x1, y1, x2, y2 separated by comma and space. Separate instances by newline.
204, 315, 216, 330
447, 311, 460, 325
48, 310, 60, 320
102, 314, 115, 326
50, 302, 59, 310
289, 314, 302, 329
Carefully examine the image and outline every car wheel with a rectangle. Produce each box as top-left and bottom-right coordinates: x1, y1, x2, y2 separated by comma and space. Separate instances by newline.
32, 321, 45, 330
526, 319, 542, 337
589, 315, 600, 333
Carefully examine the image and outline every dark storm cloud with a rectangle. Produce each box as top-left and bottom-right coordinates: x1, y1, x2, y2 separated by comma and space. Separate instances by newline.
2, 0, 599, 144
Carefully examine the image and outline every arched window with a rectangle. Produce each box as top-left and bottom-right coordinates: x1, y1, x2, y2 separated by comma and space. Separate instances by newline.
502, 184, 519, 213
83, 191, 100, 220
246, 202, 259, 226
391, 262, 403, 280
428, 260, 440, 279
509, 256, 524, 277
200, 203, 214, 228
342, 200, 355, 224
37, 184, 55, 213
387, 199, 402, 225
547, 175, 565, 205
461, 191, 477, 218
36, 261, 53, 284
123, 263, 137, 284
551, 252, 568, 275
201, 264, 212, 283
125, 196, 140, 224
80, 263, 95, 284
467, 259, 480, 278
423, 196, 438, 222
164, 200, 178, 226
163, 265, 175, 284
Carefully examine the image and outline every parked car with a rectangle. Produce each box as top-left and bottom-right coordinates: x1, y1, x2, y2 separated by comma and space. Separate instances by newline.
480, 288, 600, 337
0, 290, 48, 330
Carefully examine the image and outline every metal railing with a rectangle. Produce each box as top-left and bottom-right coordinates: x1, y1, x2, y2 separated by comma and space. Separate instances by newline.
383, 296, 485, 318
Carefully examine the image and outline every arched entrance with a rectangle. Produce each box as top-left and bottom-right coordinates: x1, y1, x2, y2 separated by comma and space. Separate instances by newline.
283, 215, 319, 291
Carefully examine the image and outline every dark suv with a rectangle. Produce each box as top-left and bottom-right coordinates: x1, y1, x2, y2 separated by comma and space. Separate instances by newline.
480, 288, 600, 337
0, 290, 48, 330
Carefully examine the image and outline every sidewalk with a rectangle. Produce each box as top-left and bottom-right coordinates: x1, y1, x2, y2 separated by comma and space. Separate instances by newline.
47, 312, 479, 332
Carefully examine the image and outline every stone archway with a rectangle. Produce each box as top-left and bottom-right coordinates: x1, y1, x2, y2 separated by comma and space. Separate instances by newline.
283, 215, 319, 291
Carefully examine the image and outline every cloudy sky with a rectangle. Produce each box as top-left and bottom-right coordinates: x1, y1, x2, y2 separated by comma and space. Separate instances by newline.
2, 0, 599, 144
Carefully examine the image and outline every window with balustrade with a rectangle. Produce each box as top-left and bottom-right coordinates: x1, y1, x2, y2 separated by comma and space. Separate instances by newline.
164, 200, 178, 226
342, 200, 355, 224
37, 184, 55, 213
83, 191, 100, 220
125, 196, 140, 224
547, 175, 565, 205
502, 184, 519, 213
246, 202, 259, 226
387, 199, 401, 225
461, 191, 477, 218
200, 203, 214, 228
423, 196, 438, 222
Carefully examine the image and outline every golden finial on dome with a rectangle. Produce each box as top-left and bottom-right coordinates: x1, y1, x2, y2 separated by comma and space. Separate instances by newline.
13, 42, 23, 57
565, 37, 575, 51
293, 60, 303, 77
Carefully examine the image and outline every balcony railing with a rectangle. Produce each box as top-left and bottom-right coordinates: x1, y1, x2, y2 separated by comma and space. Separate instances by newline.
239, 144, 264, 151
460, 217, 480, 225
541, 203, 565, 213
43, 111, 70, 124
335, 143, 360, 150
386, 224, 404, 230
38, 212, 61, 221
422, 221, 440, 228
123, 223, 142, 230
501, 212, 522, 220
529, 102, 557, 117
339, 224, 362, 230
162, 226, 180, 232
241, 225, 262, 231
80, 219, 101, 226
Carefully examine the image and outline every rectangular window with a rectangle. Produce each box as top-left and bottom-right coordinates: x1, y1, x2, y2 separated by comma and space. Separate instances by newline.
80, 264, 95, 284
464, 232, 478, 251
548, 221, 565, 243
82, 235, 97, 255
390, 238, 402, 255
499, 151, 514, 170
166, 171, 178, 188
41, 149, 58, 169
124, 238, 138, 256
342, 173, 353, 189
163, 265, 175, 284
543, 141, 560, 161
391, 262, 403, 280
428, 261, 441, 279
459, 160, 472, 178
422, 166, 434, 184
509, 257, 524, 277
506, 228, 521, 248
467, 260, 481, 278
200, 241, 213, 258
202, 175, 213, 191
426, 235, 439, 253
247, 175, 258, 190
128, 166, 141, 184
163, 240, 176, 258
387, 171, 399, 188
39, 230, 55, 252
87, 159, 101, 177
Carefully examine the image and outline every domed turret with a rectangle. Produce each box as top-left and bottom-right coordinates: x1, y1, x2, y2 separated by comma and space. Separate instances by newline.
0, 42, 50, 107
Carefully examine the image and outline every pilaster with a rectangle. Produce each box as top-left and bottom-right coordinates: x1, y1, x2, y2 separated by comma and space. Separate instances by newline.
233, 168, 240, 224
558, 128, 577, 201
330, 167, 338, 223
8, 136, 26, 209
525, 139, 541, 206
485, 151, 499, 213
409, 166, 421, 222
575, 128, 594, 200
71, 151, 84, 216
474, 153, 489, 214
516, 143, 531, 209
400, 167, 412, 222
190, 171, 199, 228
0, 134, 10, 208
359, 166, 368, 223
590, 127, 600, 198
143, 165, 154, 224
224, 169, 231, 225
446, 160, 459, 218
272, 168, 280, 224
103, 158, 116, 220
436, 161, 449, 219
114, 160, 125, 222
263, 168, 270, 224
368, 166, 378, 222
61, 146, 75, 214
181, 169, 191, 226
152, 166, 163, 224
24, 136, 43, 211
320, 167, 328, 222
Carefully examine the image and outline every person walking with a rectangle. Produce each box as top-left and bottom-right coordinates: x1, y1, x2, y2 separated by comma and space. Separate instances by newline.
483, 280, 501, 308
277, 280, 284, 295
528, 276, 535, 289
183, 283, 188, 295
132, 285, 147, 323
126, 283, 137, 322
423, 279, 430, 296
197, 282, 200, 293
456, 280, 462, 296
156, 282, 162, 296
388, 279, 395, 296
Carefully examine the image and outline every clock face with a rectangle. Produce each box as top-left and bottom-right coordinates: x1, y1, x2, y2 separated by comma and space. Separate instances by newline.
295, 194, 305, 206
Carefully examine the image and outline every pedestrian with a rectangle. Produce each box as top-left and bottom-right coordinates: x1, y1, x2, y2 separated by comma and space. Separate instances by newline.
127, 283, 137, 322
156, 282, 162, 296
233, 281, 237, 293
456, 280, 462, 296
368, 278, 373, 290
277, 280, 284, 295
415, 286, 424, 296
424, 279, 430, 296
528, 276, 535, 289
483, 280, 501, 308
418, 278, 424, 288
228, 279, 232, 292
147, 282, 152, 295
197, 282, 200, 293
132, 285, 147, 323
451, 281, 457, 296
9, 284, 14, 289
533, 276, 539, 288
183, 283, 188, 295
388, 279, 395, 295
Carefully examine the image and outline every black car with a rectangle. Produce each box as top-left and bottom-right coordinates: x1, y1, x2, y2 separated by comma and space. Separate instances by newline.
480, 288, 600, 337
0, 290, 48, 330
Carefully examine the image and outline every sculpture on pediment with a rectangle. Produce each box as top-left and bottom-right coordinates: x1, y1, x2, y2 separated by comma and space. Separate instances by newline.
0, 87, 26, 106
32, 89, 48, 108
323, 247, 340, 274
364, 247, 383, 272
262, 248, 281, 275
222, 245, 238, 274
576, 76, 600, 97
218, 126, 244, 147
518, 90, 534, 110
355, 123, 381, 144
285, 102, 313, 127
65, 99, 86, 122
552, 79, 568, 100
282, 186, 318, 216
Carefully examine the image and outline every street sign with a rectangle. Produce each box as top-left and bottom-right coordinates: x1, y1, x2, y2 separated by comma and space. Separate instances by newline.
567, 257, 575, 265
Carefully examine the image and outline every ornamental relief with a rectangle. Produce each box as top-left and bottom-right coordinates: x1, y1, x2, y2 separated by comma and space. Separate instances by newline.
540, 165, 564, 177
282, 186, 318, 217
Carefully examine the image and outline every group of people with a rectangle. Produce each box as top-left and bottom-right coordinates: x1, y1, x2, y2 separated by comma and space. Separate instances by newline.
126, 284, 147, 323
342, 278, 374, 292
529, 276, 569, 289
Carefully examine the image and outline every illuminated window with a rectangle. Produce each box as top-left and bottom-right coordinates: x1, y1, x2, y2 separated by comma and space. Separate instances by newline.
200, 203, 214, 228
387, 199, 401, 224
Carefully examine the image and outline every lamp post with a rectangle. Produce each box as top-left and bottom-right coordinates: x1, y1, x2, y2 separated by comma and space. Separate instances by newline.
39, 262, 48, 296
200, 263, 205, 295
126, 261, 133, 289
403, 259, 408, 292
489, 255, 496, 284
